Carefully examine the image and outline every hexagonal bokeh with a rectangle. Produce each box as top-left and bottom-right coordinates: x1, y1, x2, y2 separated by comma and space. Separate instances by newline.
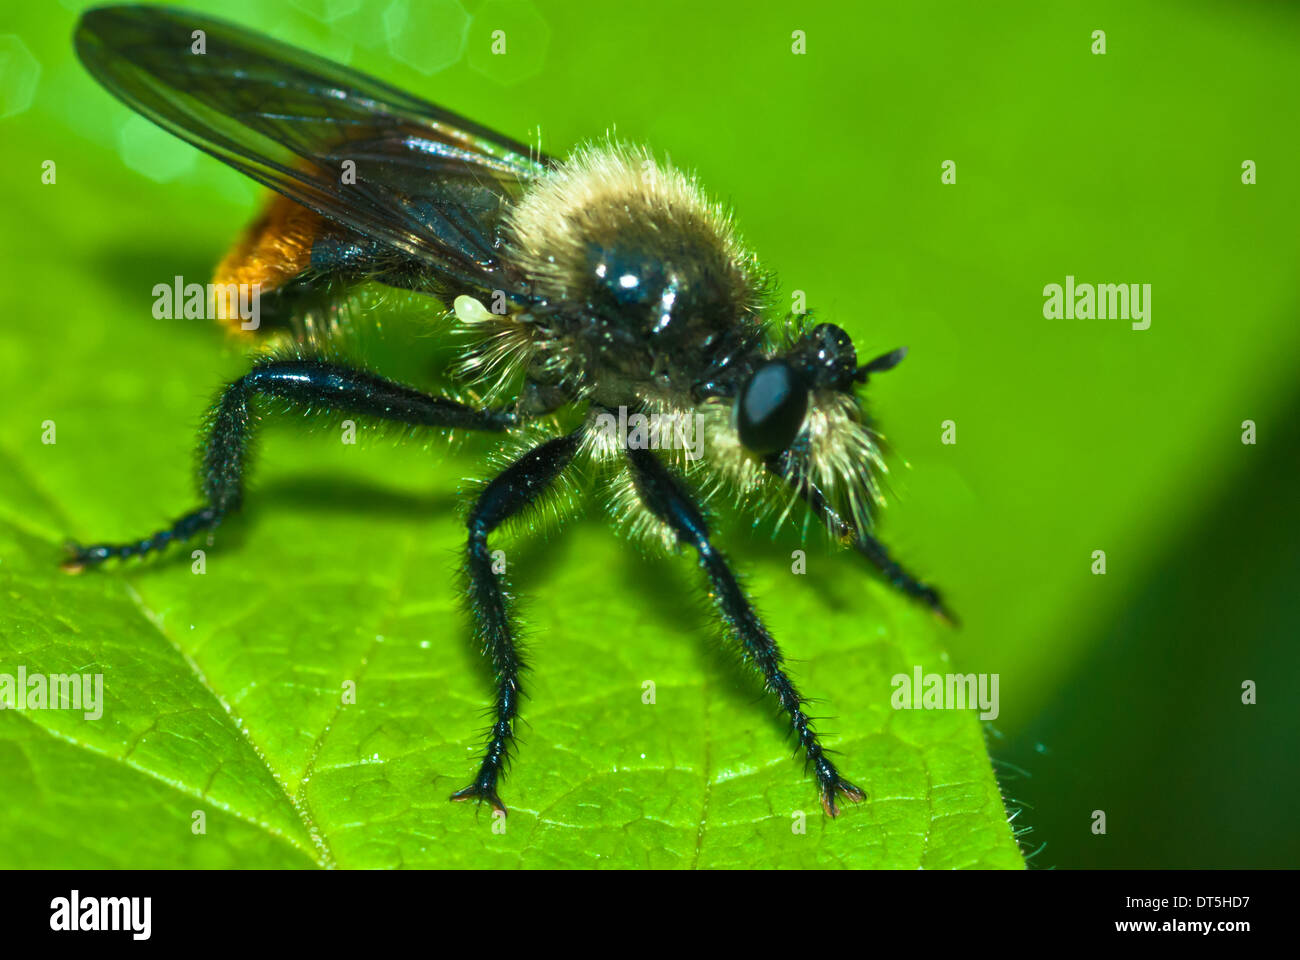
327, 0, 391, 51
467, 0, 550, 86
383, 0, 470, 76
289, 0, 364, 23
0, 35, 41, 119
116, 114, 198, 183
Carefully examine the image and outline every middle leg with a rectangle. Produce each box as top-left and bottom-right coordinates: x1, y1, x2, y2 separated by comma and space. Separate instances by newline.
450, 429, 583, 815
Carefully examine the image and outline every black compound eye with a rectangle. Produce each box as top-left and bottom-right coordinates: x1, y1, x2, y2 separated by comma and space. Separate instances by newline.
736, 360, 809, 455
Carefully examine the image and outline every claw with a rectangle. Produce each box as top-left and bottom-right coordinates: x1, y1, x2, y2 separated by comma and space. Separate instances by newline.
931, 603, 961, 629
450, 781, 507, 817
59, 540, 92, 575
820, 777, 866, 818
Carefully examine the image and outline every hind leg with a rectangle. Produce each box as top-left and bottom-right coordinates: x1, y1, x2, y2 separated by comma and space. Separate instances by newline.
63, 358, 515, 570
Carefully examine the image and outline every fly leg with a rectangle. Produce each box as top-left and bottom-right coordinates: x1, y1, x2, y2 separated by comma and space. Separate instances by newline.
765, 452, 957, 624
62, 358, 515, 570
449, 430, 583, 816
627, 446, 865, 817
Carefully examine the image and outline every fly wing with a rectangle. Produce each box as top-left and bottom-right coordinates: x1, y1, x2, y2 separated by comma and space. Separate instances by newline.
75, 4, 551, 302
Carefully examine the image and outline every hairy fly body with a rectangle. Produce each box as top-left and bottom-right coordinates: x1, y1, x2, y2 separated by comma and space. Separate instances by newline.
66, 5, 952, 818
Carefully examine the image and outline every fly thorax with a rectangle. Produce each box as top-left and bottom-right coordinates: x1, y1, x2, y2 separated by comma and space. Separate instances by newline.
505, 142, 766, 389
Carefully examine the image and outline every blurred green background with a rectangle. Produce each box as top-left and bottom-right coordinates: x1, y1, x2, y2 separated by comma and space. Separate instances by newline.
1, 0, 1296, 868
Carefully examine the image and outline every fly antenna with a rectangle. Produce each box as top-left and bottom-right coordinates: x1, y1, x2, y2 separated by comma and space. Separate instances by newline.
854, 346, 908, 382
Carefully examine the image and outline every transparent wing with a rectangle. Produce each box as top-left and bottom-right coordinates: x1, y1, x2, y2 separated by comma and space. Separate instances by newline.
76, 4, 552, 300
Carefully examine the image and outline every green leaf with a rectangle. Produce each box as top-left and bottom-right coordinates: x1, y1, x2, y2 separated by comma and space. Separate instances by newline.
0, 199, 1019, 875
0, 3, 1021, 870
0, 479, 1020, 868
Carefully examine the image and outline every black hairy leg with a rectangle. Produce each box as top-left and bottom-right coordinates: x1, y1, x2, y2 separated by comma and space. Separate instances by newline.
626, 446, 865, 817
852, 531, 955, 624
450, 430, 583, 816
766, 453, 957, 625
62, 358, 515, 571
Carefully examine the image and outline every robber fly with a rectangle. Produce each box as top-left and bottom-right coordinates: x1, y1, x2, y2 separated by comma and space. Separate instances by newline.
67, 4, 952, 818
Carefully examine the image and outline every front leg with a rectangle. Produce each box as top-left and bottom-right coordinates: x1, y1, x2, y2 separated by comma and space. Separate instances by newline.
450, 430, 583, 816
626, 447, 865, 817
62, 357, 515, 570
765, 452, 956, 624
